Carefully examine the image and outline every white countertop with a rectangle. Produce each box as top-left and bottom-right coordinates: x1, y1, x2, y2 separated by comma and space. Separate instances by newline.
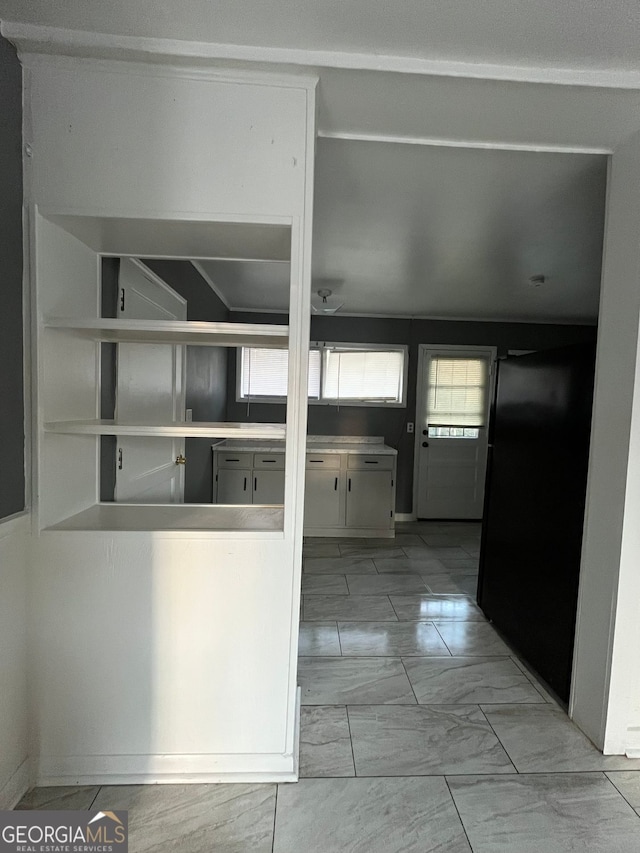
213, 435, 397, 455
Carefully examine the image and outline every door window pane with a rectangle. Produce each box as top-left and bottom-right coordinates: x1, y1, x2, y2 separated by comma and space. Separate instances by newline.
427, 357, 488, 427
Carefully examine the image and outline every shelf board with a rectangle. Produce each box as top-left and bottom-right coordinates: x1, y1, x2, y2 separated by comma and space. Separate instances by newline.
44, 420, 287, 439
45, 317, 289, 348
45, 503, 284, 533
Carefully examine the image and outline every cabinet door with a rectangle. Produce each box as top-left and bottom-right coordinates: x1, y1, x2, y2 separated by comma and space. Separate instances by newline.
253, 470, 285, 504
216, 468, 251, 504
346, 470, 393, 529
305, 469, 343, 528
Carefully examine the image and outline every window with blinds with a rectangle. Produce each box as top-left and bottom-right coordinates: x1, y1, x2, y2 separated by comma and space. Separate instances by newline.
238, 343, 407, 405
240, 347, 321, 400
322, 347, 405, 403
427, 356, 489, 428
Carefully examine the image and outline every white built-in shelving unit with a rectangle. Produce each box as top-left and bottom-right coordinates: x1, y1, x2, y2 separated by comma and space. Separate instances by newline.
36, 216, 297, 533
20, 52, 315, 786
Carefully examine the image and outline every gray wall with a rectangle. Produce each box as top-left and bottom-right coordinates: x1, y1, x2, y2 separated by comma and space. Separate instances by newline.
228, 311, 597, 513
0, 37, 25, 519
144, 261, 229, 503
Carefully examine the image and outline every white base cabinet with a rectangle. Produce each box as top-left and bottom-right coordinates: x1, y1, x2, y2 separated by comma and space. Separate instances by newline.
346, 470, 395, 529
213, 444, 397, 536
253, 470, 286, 504
216, 468, 252, 503
305, 469, 344, 528
214, 450, 285, 505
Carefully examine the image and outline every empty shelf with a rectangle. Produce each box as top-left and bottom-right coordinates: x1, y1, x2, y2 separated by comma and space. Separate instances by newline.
45, 317, 288, 347
45, 503, 285, 533
44, 420, 287, 439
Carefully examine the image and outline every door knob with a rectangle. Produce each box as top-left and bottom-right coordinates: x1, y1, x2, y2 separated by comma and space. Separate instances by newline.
175, 454, 186, 465
422, 441, 429, 448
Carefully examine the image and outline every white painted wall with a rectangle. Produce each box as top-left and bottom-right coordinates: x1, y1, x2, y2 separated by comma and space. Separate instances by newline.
29, 533, 298, 782
0, 515, 30, 807
571, 132, 640, 754
23, 56, 315, 783
27, 57, 308, 217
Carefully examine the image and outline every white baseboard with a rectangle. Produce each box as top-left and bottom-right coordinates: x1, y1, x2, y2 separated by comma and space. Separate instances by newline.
0, 758, 31, 809
395, 513, 417, 522
625, 727, 640, 758
37, 751, 297, 787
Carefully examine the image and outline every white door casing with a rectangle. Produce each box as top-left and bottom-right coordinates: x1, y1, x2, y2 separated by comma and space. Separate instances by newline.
414, 345, 496, 520
114, 258, 187, 503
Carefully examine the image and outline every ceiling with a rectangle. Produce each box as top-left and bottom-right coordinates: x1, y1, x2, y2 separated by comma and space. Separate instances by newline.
199, 140, 607, 323
2, 0, 640, 82
2, 1, 624, 323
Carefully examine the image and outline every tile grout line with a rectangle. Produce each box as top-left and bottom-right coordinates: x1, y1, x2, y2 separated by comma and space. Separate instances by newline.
444, 775, 475, 852
508, 654, 551, 704
601, 773, 640, 817
271, 783, 278, 853
336, 620, 344, 656
432, 622, 455, 656
88, 787, 102, 810
344, 705, 358, 778
400, 657, 421, 705
477, 705, 520, 775
387, 594, 401, 621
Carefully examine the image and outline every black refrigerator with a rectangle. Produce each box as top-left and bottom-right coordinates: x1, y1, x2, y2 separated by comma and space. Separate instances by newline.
477, 342, 596, 704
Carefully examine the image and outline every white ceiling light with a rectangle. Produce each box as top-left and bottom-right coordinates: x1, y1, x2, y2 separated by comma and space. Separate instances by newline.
312, 288, 344, 315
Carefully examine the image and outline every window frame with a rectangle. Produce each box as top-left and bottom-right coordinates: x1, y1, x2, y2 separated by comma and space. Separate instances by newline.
236, 341, 409, 407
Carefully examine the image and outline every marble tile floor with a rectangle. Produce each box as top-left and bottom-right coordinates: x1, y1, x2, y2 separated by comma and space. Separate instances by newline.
17, 522, 640, 851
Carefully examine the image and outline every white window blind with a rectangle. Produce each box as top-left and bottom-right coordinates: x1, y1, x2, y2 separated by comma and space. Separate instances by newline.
427, 357, 488, 427
240, 347, 321, 399
322, 347, 405, 403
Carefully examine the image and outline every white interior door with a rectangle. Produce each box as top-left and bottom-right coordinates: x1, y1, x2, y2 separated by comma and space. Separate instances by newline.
114, 258, 187, 503
415, 347, 495, 519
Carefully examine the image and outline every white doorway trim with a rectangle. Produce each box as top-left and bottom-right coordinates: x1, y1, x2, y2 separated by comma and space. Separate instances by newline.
413, 344, 497, 521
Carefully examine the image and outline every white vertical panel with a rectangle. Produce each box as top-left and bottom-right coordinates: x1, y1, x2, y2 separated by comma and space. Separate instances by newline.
0, 516, 29, 807
30, 535, 293, 760
572, 133, 640, 753
36, 213, 101, 527
28, 58, 309, 217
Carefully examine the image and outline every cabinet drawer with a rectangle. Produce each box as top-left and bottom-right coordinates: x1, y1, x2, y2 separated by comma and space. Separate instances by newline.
305, 453, 341, 470
217, 452, 253, 469
253, 453, 285, 469
347, 454, 394, 470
